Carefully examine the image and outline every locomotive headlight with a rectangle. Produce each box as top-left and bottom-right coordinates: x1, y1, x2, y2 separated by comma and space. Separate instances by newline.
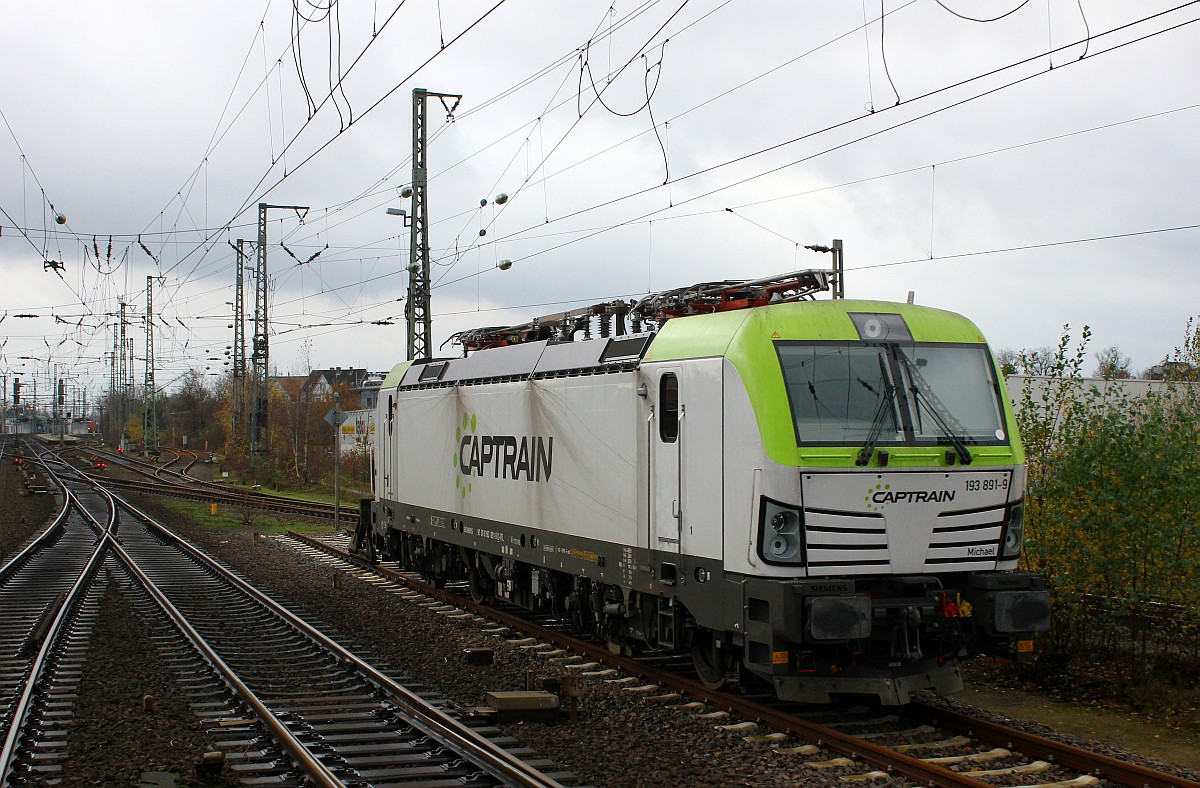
1002, 502, 1025, 558
760, 500, 803, 563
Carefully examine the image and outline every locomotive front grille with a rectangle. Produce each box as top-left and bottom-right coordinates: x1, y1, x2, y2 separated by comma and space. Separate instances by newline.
802, 508, 889, 572
926, 505, 1007, 567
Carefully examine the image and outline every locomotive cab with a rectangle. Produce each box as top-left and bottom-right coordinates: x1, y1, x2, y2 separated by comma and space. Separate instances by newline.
643, 299, 1050, 703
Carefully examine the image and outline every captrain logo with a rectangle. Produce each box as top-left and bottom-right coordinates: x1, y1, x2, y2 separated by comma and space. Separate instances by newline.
453, 412, 555, 498
453, 413, 477, 498
865, 483, 955, 511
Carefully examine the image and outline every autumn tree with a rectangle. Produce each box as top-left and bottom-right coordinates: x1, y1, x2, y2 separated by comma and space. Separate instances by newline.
159, 370, 223, 450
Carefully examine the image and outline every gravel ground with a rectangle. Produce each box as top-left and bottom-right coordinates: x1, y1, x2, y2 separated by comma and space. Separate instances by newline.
132, 496, 1200, 788
58, 576, 238, 786
3, 456, 235, 785
149, 509, 798, 786
0, 455, 59, 561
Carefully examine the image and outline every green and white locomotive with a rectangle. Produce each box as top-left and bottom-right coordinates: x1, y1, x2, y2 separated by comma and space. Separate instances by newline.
363, 271, 1050, 705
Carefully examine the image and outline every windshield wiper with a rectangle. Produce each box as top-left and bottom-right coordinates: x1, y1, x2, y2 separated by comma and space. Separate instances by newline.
855, 360, 896, 467
897, 355, 973, 465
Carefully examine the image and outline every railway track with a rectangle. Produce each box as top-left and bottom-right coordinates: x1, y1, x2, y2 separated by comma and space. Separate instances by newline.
286, 530, 1200, 788
79, 446, 358, 525
3, 448, 570, 786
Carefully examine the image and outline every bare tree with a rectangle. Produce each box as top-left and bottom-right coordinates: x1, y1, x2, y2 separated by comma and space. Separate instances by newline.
1017, 346, 1058, 376
1093, 345, 1133, 379
994, 348, 1019, 377
155, 370, 222, 449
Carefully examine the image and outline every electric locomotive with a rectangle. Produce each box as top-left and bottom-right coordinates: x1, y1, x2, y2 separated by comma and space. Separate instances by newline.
360, 270, 1050, 705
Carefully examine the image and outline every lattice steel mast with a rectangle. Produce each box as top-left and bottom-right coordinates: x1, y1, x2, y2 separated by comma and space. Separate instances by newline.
143, 276, 159, 453
251, 204, 308, 458
407, 88, 460, 361
232, 239, 247, 442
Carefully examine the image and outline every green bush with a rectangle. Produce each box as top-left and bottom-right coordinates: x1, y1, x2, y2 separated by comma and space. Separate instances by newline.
1015, 322, 1200, 685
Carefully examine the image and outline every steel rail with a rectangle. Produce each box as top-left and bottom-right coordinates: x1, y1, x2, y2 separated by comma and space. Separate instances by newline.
0, 463, 109, 781
288, 532, 989, 787
93, 507, 345, 787
297, 531, 1200, 787
0, 460, 70, 583
115, 494, 564, 787
916, 702, 1200, 788
44, 462, 340, 786
95, 475, 355, 523
86, 447, 358, 523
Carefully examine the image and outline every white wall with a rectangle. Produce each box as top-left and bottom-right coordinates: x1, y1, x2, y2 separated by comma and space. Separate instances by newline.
1005, 375, 1199, 413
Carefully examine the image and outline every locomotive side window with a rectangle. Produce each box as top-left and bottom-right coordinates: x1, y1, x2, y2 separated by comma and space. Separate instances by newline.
659, 374, 679, 443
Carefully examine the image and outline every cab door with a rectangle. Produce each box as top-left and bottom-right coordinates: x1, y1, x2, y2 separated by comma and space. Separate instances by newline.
650, 370, 682, 557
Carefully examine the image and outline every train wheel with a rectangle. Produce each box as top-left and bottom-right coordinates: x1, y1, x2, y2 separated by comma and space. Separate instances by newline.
468, 563, 493, 604
421, 543, 448, 588
691, 631, 729, 690
429, 561, 449, 589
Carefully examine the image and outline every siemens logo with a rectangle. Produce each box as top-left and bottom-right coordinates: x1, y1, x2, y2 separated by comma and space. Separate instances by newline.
871, 490, 955, 504
459, 434, 553, 482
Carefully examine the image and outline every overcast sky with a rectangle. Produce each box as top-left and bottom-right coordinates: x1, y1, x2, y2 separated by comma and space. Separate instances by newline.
2, 0, 1198, 407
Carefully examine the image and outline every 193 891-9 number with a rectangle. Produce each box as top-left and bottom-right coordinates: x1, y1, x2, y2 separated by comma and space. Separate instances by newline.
964, 477, 1008, 492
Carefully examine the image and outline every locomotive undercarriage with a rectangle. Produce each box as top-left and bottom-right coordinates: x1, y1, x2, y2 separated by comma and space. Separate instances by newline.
377, 528, 706, 661
370, 520, 1047, 706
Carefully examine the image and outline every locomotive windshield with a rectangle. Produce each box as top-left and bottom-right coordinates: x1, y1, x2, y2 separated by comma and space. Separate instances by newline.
776, 342, 1007, 447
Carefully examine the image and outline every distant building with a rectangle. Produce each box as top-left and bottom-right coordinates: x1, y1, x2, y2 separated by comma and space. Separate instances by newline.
1145, 361, 1196, 381
271, 375, 308, 403
301, 367, 369, 404
357, 372, 385, 410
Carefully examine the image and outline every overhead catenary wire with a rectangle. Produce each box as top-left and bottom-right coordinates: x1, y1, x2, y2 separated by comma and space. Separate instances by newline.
4, 3, 1196, 392
152, 0, 509, 302
112, 0, 722, 306
154, 91, 1200, 326
434, 3, 1200, 279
